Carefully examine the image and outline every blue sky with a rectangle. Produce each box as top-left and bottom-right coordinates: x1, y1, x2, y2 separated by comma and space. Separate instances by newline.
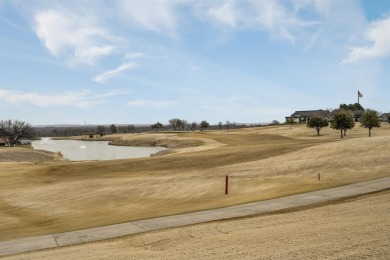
0, 0, 389, 125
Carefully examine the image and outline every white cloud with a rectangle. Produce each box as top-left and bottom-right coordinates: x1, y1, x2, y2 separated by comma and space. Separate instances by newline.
207, 0, 242, 29
124, 52, 149, 59
93, 62, 138, 84
0, 88, 125, 108
117, 0, 183, 38
199, 0, 320, 42
34, 9, 114, 65
127, 99, 175, 108
342, 15, 390, 63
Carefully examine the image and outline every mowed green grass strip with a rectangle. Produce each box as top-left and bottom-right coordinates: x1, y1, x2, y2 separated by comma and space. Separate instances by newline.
0, 124, 389, 241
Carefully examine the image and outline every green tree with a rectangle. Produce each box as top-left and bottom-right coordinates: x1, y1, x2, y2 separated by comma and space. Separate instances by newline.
0, 119, 33, 146
199, 120, 209, 131
151, 122, 163, 132
307, 116, 329, 136
360, 109, 381, 137
339, 103, 364, 111
330, 110, 355, 138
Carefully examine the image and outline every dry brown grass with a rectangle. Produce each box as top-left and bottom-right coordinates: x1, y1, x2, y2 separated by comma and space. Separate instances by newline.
0, 146, 64, 162
5, 191, 389, 259
0, 123, 389, 241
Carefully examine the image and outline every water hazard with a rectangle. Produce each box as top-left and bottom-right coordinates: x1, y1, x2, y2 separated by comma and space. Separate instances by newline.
32, 138, 166, 161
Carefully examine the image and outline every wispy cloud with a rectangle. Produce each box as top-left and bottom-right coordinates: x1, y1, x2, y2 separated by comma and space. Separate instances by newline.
0, 88, 126, 108
342, 15, 390, 63
198, 0, 320, 42
93, 62, 138, 84
127, 99, 175, 108
34, 9, 114, 66
124, 52, 149, 59
117, 0, 182, 38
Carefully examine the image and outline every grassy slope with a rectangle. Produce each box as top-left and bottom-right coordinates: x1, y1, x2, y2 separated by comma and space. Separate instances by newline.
0, 124, 389, 241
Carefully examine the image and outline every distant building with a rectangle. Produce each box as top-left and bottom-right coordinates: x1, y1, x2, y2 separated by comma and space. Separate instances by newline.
330, 109, 364, 122
285, 110, 330, 123
379, 113, 390, 122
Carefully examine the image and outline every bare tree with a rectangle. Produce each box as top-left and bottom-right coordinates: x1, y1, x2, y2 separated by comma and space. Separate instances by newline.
0, 119, 33, 146
96, 125, 106, 136
286, 118, 295, 129
218, 121, 223, 130
188, 122, 197, 131
225, 120, 231, 130
180, 119, 187, 131
118, 125, 135, 134
109, 124, 117, 134
169, 118, 179, 131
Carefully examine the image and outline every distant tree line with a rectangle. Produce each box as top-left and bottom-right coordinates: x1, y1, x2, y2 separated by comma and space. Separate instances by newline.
32, 124, 139, 138
2, 104, 386, 145
0, 119, 263, 142
152, 119, 242, 132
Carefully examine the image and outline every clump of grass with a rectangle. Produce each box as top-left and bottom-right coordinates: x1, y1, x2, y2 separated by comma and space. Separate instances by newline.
196, 140, 204, 146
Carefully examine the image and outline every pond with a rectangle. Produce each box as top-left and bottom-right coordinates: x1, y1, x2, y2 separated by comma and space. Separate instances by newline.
31, 138, 166, 161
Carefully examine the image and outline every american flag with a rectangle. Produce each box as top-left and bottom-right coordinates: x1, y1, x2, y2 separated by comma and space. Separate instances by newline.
358, 90, 363, 97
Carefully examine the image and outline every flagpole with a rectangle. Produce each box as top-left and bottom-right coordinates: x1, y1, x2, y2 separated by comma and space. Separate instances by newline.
358, 90, 363, 104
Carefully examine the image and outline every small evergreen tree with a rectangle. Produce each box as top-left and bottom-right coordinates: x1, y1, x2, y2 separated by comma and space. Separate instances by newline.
307, 116, 329, 136
360, 109, 381, 137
